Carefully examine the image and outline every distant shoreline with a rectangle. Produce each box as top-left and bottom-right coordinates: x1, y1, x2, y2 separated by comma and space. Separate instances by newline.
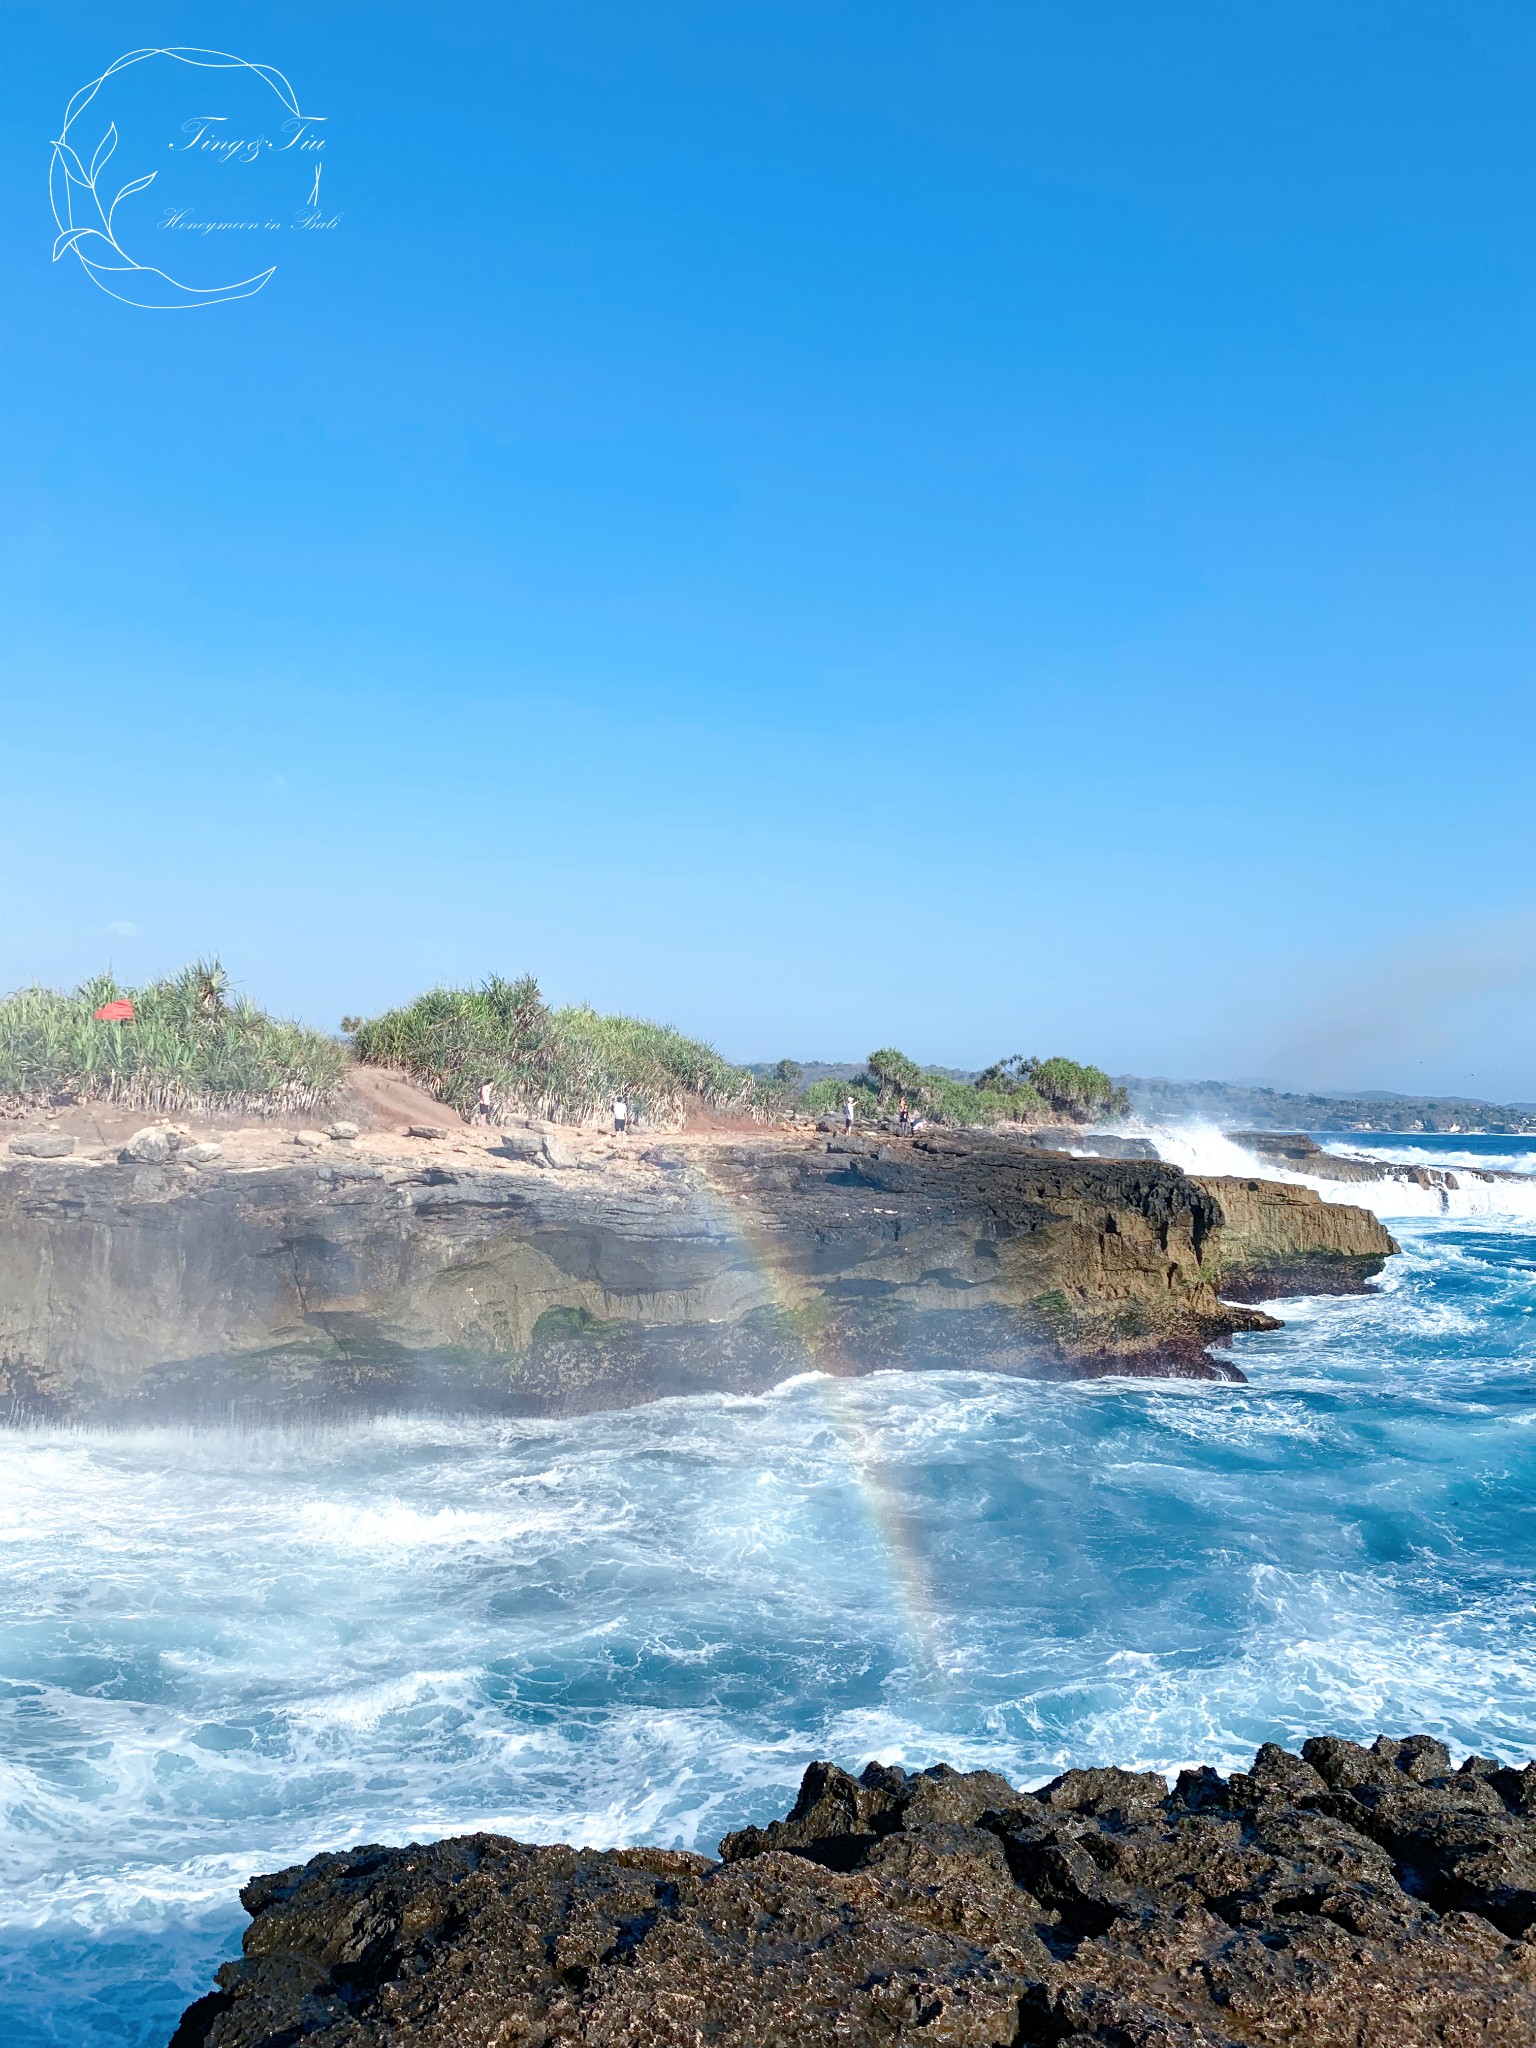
1119, 1077, 1536, 1136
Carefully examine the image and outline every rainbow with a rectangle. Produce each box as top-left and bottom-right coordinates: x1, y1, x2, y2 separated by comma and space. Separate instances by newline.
685, 1151, 953, 1691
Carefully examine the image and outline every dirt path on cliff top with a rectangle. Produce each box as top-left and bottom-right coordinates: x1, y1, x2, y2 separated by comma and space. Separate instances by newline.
344, 1068, 774, 1140
345, 1065, 465, 1132
2, 1067, 798, 1177
1, 1067, 459, 1149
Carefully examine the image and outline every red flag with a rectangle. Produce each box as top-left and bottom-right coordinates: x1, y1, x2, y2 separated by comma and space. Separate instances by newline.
93, 999, 135, 1023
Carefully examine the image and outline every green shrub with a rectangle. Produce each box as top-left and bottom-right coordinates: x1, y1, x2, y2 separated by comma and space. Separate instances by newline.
920, 1074, 1047, 1125
1028, 1057, 1127, 1119
350, 975, 767, 1128
857, 1048, 1046, 1127
974, 1055, 1128, 1121
801, 1076, 881, 1118
866, 1048, 927, 1100
0, 961, 345, 1116
799, 1060, 1043, 1128
798, 1046, 1121, 1130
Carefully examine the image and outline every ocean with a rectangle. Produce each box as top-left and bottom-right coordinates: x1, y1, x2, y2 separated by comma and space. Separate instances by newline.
2, 1132, 1533, 2045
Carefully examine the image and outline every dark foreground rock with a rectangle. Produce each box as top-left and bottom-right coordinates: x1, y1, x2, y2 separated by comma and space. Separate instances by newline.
173, 1733, 1536, 2047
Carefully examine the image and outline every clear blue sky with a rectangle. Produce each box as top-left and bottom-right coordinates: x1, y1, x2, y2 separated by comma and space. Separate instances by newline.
3, 2, 1532, 1096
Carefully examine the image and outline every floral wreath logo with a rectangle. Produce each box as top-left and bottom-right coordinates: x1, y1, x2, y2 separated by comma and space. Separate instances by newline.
49, 46, 318, 310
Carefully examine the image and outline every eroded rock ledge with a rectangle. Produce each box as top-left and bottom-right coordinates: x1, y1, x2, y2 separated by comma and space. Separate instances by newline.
172, 1732, 1536, 2047
0, 1134, 1397, 1418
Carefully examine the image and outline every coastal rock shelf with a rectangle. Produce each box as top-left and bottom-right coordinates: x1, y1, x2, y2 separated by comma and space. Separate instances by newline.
1226, 1129, 1524, 1193
172, 1733, 1536, 2047
0, 1134, 1397, 1417
1188, 1173, 1403, 1303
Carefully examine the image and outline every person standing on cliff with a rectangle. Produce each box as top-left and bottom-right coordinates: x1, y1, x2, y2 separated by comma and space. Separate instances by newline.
898, 1095, 909, 1135
843, 1095, 855, 1134
612, 1094, 628, 1137
477, 1081, 496, 1126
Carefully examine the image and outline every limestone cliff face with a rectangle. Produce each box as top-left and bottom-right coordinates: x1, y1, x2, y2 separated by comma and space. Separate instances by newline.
0, 1136, 1397, 1418
1192, 1174, 1399, 1301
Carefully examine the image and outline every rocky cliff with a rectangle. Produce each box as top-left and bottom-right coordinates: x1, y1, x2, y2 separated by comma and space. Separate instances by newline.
1188, 1174, 1402, 1301
0, 1131, 1397, 1418
172, 1732, 1536, 2047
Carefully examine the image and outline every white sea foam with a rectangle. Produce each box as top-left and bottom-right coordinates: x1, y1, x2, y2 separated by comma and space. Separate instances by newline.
293, 1497, 601, 1550
1346, 1139, 1536, 1178
1145, 1121, 1536, 1222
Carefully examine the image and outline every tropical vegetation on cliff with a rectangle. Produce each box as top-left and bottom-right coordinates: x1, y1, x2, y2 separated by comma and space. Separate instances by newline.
800, 1049, 1128, 1127
0, 962, 346, 1115
0, 952, 1131, 1136
350, 975, 768, 1127
976, 1054, 1131, 1120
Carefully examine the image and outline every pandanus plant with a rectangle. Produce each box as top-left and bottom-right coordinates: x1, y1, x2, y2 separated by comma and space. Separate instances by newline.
0, 962, 344, 1115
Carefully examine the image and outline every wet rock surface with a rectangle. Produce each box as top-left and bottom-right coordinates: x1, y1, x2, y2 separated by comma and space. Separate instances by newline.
172, 1733, 1536, 2046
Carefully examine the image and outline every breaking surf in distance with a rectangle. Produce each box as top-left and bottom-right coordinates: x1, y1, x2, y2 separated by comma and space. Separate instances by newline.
0, 1136, 1532, 2046
1147, 1123, 1536, 1222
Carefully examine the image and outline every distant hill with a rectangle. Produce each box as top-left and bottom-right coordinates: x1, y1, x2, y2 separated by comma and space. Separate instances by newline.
1117, 1076, 1536, 1135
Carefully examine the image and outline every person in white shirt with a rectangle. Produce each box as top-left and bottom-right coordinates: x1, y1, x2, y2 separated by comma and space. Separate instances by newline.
477, 1081, 495, 1125
612, 1095, 628, 1136
843, 1096, 855, 1133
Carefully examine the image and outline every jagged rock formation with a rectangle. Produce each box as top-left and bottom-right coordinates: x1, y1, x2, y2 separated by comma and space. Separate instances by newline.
0, 1135, 1397, 1418
171, 1733, 1536, 2046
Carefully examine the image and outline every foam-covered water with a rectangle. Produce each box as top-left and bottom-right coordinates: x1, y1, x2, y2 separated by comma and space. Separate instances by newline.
1153, 1123, 1536, 1221
3, 1135, 1534, 2045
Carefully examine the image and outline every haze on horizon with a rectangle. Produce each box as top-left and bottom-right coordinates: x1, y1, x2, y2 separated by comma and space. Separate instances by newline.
2, 3, 1532, 1100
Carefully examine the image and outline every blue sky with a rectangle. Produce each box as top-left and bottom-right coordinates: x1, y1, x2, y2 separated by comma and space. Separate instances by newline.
3, 2, 1532, 1095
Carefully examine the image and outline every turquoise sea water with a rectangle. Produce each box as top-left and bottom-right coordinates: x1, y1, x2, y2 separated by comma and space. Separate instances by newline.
2, 1133, 1533, 2045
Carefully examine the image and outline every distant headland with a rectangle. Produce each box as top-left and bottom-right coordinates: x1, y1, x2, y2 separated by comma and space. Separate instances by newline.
1114, 1073, 1536, 1136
